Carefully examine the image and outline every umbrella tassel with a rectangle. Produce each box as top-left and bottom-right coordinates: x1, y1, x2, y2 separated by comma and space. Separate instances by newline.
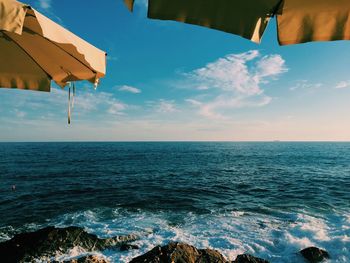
68, 85, 71, 124
72, 82, 76, 108
67, 82, 76, 125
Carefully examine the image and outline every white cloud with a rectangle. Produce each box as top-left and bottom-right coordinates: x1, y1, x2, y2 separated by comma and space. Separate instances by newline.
38, 0, 51, 10
107, 102, 127, 115
184, 50, 288, 119
154, 99, 178, 113
335, 81, 350, 89
0, 86, 128, 122
255, 55, 288, 79
75, 90, 128, 116
118, 85, 142, 94
191, 50, 287, 95
290, 80, 322, 91
185, 99, 202, 106
34, 0, 64, 25
107, 56, 118, 62
14, 109, 26, 118
189, 95, 273, 120
197, 86, 210, 90
191, 50, 260, 95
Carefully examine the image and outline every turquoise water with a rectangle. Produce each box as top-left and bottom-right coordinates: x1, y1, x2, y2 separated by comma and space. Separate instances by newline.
0, 142, 349, 262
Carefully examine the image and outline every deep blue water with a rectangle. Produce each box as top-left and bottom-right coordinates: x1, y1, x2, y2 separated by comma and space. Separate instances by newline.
0, 142, 349, 262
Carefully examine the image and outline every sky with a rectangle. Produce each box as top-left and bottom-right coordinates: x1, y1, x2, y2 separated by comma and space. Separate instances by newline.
1, 0, 350, 141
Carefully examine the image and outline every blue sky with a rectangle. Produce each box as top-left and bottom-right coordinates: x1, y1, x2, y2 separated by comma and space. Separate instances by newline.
1, 0, 350, 141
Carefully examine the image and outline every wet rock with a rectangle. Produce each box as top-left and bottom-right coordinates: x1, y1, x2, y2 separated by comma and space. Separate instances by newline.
233, 254, 270, 263
0, 226, 138, 263
300, 247, 330, 263
130, 242, 229, 263
65, 255, 110, 263
120, 243, 140, 251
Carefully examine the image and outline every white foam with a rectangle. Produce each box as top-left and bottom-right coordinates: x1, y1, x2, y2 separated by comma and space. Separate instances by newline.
297, 214, 331, 241
2, 209, 350, 263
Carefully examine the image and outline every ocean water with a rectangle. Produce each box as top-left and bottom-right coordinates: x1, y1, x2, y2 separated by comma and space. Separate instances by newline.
0, 142, 349, 262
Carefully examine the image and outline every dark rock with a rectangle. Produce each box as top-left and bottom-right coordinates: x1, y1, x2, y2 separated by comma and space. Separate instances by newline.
64, 255, 110, 263
300, 247, 330, 263
0, 226, 138, 263
130, 242, 229, 263
120, 243, 140, 251
233, 254, 270, 263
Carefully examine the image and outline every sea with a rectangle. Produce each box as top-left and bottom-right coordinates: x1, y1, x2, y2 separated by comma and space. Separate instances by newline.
0, 142, 349, 262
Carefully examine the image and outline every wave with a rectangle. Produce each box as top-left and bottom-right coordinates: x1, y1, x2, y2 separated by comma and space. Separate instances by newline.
2, 208, 348, 262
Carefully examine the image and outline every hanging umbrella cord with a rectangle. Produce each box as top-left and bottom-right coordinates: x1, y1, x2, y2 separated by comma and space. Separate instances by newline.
67, 82, 76, 125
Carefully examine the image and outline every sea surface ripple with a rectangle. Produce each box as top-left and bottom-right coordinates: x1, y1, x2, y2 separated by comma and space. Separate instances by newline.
0, 142, 349, 262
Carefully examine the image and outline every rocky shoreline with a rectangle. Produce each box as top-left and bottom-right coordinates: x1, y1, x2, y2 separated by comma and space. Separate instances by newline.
0, 226, 330, 263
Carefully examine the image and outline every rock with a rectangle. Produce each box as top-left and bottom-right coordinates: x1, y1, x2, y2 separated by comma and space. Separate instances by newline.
65, 255, 110, 263
120, 243, 140, 251
0, 226, 138, 263
130, 242, 229, 263
300, 247, 330, 263
233, 254, 270, 263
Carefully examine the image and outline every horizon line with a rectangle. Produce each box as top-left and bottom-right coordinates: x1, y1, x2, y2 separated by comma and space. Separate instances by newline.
0, 140, 350, 143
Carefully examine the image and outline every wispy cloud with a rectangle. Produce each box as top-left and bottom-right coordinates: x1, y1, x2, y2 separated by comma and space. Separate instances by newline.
290, 80, 322, 91
38, 0, 51, 10
185, 99, 202, 106
107, 56, 118, 62
0, 87, 128, 122
107, 102, 127, 115
32, 0, 64, 25
74, 90, 128, 116
335, 81, 350, 89
14, 109, 27, 118
183, 50, 287, 119
118, 85, 142, 94
255, 54, 287, 79
149, 99, 178, 113
187, 96, 272, 120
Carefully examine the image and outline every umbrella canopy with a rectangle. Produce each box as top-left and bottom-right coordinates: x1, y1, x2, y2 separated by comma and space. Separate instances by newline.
0, 0, 106, 92
124, 0, 350, 45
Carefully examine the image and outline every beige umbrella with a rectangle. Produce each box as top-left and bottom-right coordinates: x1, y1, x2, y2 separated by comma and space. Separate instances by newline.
124, 0, 350, 45
0, 0, 107, 122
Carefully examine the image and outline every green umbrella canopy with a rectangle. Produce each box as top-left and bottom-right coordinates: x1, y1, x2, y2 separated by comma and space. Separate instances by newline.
125, 0, 350, 45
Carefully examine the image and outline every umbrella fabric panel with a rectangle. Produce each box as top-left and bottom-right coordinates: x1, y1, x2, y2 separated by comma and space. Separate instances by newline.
5, 30, 98, 87
125, 0, 350, 46
0, 0, 106, 93
31, 9, 106, 79
0, 0, 27, 34
0, 33, 50, 91
277, 0, 350, 45
147, 0, 282, 43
